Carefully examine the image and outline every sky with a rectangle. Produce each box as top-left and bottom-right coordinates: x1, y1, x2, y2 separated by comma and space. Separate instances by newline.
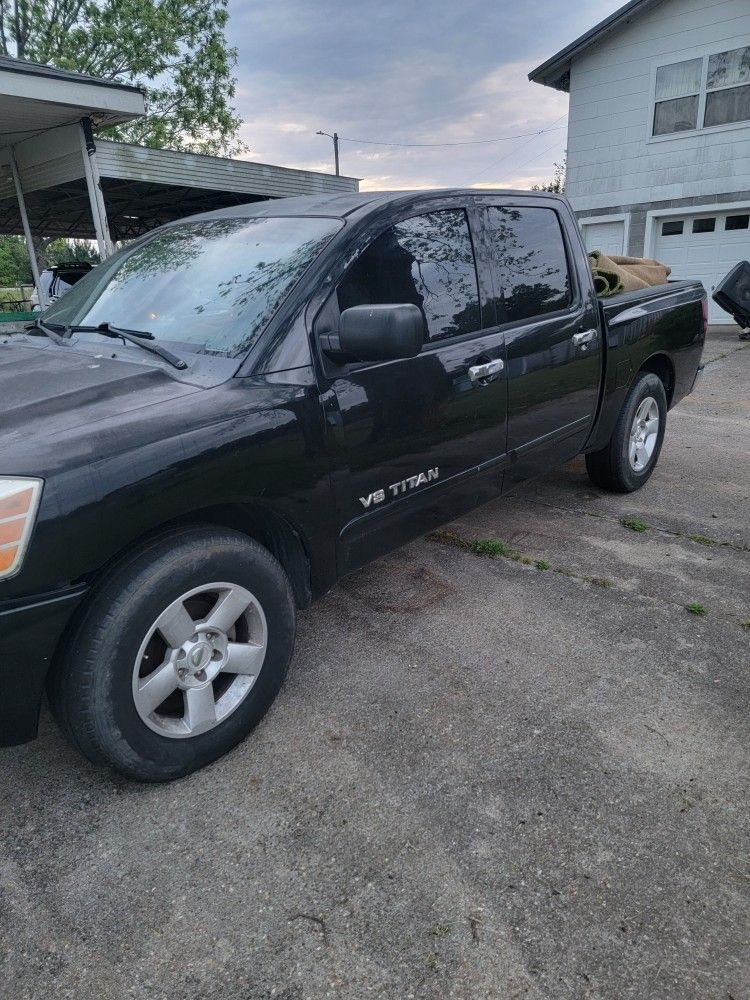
226, 0, 625, 192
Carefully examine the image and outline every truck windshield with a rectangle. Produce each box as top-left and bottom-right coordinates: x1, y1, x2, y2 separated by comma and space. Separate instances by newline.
43, 216, 343, 357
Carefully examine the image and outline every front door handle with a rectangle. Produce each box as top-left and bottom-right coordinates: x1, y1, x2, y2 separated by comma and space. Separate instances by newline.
572, 329, 597, 347
468, 359, 504, 383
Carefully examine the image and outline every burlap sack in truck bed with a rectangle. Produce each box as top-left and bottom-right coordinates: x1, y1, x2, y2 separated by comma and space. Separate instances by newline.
588, 250, 671, 297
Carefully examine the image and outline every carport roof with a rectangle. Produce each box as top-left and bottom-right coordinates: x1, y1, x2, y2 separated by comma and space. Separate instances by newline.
0, 54, 145, 149
0, 138, 360, 240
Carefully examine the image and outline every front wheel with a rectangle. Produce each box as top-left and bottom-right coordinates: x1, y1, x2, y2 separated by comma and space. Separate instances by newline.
48, 526, 296, 781
585, 372, 667, 493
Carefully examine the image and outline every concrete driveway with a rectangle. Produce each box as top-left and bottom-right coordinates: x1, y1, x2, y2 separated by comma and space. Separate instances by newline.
2, 330, 748, 1000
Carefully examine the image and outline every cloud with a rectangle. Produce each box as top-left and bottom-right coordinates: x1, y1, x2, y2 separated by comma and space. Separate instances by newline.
227, 0, 624, 191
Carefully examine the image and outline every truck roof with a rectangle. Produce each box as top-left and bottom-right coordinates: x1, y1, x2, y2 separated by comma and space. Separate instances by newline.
180, 189, 563, 225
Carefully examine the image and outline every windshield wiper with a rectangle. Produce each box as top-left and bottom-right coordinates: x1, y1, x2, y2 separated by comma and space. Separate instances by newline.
25, 318, 71, 346
68, 322, 188, 371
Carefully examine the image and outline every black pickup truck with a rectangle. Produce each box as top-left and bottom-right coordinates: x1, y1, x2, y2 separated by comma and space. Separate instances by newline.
0, 190, 706, 780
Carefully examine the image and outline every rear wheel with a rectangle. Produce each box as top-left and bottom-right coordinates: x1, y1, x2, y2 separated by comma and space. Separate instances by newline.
585, 372, 667, 493
48, 526, 296, 781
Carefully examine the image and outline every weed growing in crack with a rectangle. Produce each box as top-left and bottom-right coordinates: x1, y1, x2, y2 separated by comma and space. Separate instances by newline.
620, 517, 649, 533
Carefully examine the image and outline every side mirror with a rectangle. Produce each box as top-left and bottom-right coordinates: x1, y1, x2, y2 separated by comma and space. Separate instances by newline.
323, 304, 424, 362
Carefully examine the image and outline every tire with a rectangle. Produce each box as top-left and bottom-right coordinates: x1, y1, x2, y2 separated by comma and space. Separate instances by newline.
585, 372, 667, 493
48, 526, 296, 781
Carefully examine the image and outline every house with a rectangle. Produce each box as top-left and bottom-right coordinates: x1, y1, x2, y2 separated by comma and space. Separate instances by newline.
529, 0, 750, 323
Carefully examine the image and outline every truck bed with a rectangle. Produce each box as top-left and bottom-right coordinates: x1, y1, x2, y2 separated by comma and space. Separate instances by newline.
584, 278, 706, 453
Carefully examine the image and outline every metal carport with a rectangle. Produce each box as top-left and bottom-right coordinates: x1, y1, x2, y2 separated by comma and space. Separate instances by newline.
0, 54, 358, 309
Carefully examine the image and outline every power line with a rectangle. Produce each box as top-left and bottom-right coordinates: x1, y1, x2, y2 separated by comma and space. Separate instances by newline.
472, 112, 567, 183
495, 138, 564, 187
317, 123, 567, 149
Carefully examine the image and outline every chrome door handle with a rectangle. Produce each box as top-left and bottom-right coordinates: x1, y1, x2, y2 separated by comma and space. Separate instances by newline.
468, 359, 504, 383
572, 329, 597, 346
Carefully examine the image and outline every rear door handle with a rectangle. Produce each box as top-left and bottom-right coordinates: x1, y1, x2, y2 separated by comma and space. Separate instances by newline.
572, 329, 597, 346
468, 359, 504, 383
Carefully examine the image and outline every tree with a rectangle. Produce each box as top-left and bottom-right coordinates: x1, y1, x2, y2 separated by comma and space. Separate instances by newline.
0, 234, 32, 285
531, 156, 566, 194
0, 0, 244, 156
45, 239, 100, 267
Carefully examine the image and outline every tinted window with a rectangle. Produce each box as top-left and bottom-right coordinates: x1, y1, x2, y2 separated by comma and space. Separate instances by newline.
692, 218, 716, 233
337, 210, 480, 343
44, 216, 342, 357
485, 206, 571, 324
726, 214, 750, 231
661, 220, 684, 236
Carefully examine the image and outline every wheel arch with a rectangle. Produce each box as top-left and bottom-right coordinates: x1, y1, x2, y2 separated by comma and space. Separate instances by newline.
638, 352, 675, 407
78, 502, 314, 611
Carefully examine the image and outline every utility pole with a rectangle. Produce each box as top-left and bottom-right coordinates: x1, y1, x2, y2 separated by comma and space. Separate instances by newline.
316, 130, 340, 176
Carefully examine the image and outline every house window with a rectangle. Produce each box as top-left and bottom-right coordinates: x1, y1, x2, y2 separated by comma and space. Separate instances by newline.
653, 58, 701, 134
692, 218, 716, 233
705, 46, 750, 127
661, 220, 684, 236
653, 46, 750, 135
725, 214, 749, 231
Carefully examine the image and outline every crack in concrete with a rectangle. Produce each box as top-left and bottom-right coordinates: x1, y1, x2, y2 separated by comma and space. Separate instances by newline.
427, 528, 748, 631
516, 497, 749, 554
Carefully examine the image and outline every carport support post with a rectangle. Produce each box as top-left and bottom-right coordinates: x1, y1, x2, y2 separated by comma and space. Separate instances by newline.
79, 118, 114, 259
9, 148, 46, 310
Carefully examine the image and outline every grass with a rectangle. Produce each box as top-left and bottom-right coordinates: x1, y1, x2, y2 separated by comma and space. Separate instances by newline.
686, 533, 749, 553
428, 531, 615, 589
686, 602, 707, 617
620, 517, 649, 533
471, 538, 515, 558
428, 530, 548, 569
688, 534, 718, 547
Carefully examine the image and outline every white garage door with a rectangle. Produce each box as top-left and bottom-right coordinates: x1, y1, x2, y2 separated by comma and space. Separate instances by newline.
581, 219, 625, 256
653, 208, 750, 323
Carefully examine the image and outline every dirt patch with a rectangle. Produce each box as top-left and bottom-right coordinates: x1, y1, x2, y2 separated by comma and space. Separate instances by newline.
339, 558, 455, 613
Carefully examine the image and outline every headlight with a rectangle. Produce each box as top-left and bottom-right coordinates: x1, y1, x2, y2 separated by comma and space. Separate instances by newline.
0, 477, 43, 580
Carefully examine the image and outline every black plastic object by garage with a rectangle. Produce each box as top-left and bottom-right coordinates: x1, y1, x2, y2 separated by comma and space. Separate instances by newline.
713, 261, 750, 329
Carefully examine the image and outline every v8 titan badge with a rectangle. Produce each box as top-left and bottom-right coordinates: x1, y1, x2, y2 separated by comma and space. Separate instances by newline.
359, 467, 439, 508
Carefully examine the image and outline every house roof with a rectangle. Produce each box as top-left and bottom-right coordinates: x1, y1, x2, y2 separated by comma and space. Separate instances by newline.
528, 0, 662, 91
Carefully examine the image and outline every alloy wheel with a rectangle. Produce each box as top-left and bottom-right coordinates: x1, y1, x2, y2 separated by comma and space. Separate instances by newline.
132, 582, 268, 738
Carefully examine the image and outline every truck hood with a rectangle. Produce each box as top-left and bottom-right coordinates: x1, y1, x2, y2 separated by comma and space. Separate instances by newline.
0, 339, 199, 461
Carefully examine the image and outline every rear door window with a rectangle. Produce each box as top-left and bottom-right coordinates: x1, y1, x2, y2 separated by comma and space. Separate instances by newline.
337, 209, 481, 343
485, 207, 572, 324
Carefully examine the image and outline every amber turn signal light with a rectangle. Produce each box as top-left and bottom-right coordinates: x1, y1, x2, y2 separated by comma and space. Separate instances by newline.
0, 478, 43, 581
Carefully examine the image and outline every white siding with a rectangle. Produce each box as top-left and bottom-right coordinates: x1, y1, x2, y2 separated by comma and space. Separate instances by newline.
565, 0, 750, 212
